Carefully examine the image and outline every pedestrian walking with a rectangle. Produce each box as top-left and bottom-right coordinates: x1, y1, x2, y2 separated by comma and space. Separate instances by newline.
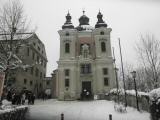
31, 94, 35, 105
21, 93, 26, 105
28, 93, 31, 105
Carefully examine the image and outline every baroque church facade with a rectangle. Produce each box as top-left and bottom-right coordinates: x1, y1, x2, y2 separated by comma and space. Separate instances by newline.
57, 11, 116, 100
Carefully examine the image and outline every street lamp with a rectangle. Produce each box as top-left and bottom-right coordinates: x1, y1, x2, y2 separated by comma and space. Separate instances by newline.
131, 71, 139, 111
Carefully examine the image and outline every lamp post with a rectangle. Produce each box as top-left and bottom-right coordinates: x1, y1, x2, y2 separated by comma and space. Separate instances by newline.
131, 71, 139, 111
115, 67, 119, 103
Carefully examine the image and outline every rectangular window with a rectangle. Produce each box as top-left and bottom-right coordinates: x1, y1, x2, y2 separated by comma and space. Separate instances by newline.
81, 64, 91, 74
35, 68, 39, 77
31, 67, 34, 75
24, 79, 27, 84
27, 48, 30, 56
41, 59, 43, 65
101, 42, 106, 52
46, 81, 50, 85
37, 56, 39, 63
40, 72, 42, 78
65, 69, 70, 76
104, 77, 109, 86
30, 81, 33, 86
65, 79, 69, 87
32, 52, 35, 60
65, 43, 70, 53
103, 68, 108, 75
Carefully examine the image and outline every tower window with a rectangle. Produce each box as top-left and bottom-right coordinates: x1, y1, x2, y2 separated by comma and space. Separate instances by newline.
103, 68, 108, 75
100, 31, 104, 35
65, 69, 70, 76
66, 32, 69, 36
104, 77, 109, 86
65, 43, 70, 53
65, 79, 69, 87
101, 42, 106, 52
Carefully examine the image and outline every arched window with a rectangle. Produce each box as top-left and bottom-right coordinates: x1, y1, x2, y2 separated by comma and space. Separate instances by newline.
66, 32, 69, 36
101, 42, 106, 52
100, 31, 104, 35
65, 43, 70, 53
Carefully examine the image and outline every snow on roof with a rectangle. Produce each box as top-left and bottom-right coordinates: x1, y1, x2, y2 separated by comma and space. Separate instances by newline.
149, 87, 160, 101
0, 33, 33, 41
80, 25, 94, 31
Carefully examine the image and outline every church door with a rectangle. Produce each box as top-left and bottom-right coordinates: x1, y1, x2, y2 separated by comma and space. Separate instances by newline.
81, 81, 92, 100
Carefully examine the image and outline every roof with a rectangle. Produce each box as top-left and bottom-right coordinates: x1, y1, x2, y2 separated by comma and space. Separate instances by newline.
0, 32, 33, 41
0, 33, 48, 61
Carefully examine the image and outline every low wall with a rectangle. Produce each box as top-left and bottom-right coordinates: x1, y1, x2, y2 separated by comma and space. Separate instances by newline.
0, 106, 28, 120
104, 94, 150, 112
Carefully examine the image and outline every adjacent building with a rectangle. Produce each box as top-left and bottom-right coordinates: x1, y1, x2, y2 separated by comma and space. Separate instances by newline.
0, 33, 47, 96
43, 70, 57, 98
57, 11, 116, 100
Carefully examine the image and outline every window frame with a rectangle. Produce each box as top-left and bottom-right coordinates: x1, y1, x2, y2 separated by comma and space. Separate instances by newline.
103, 68, 108, 75
65, 78, 69, 87
65, 69, 70, 76
101, 42, 106, 52
104, 77, 109, 86
65, 43, 70, 53
24, 79, 27, 84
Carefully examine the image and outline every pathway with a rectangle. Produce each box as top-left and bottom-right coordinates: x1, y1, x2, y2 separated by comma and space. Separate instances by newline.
25, 99, 150, 120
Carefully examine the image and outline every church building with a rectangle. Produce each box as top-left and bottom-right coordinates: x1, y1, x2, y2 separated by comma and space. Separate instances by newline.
57, 11, 116, 100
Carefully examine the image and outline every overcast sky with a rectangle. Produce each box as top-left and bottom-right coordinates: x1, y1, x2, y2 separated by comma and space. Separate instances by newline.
1, 0, 160, 76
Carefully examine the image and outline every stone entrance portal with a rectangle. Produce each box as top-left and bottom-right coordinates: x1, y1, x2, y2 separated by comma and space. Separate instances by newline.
81, 81, 92, 100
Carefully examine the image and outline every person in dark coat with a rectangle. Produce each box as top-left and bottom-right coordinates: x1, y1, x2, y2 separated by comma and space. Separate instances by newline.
7, 90, 12, 101
31, 94, 35, 105
28, 93, 32, 105
17, 94, 21, 105
11, 93, 16, 105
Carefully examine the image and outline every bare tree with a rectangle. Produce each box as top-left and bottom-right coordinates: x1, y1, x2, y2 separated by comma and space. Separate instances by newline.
118, 63, 134, 90
0, 0, 33, 86
135, 34, 160, 90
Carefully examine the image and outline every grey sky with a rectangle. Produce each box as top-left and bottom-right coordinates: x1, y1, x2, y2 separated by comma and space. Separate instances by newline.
1, 0, 160, 76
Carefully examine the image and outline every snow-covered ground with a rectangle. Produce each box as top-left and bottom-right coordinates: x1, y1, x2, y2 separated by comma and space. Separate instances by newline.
26, 99, 150, 120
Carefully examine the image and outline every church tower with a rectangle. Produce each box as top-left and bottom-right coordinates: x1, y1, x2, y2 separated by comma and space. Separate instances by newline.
57, 11, 116, 100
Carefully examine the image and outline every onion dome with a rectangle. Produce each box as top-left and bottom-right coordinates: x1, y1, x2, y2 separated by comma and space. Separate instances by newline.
95, 11, 107, 28
76, 11, 93, 31
62, 12, 74, 29
79, 10, 89, 25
